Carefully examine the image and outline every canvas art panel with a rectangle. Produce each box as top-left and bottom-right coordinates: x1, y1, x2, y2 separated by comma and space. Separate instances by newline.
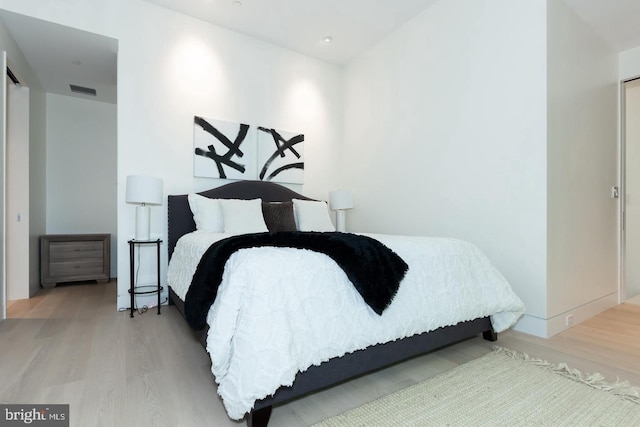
193, 116, 256, 180
256, 126, 305, 184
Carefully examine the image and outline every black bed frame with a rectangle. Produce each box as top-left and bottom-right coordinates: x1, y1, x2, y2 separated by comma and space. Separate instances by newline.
167, 180, 497, 427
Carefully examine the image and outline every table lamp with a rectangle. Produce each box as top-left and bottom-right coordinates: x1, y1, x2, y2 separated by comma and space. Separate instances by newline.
329, 189, 354, 232
126, 175, 163, 240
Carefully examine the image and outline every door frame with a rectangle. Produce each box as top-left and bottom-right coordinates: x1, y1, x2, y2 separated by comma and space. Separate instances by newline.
1, 51, 7, 321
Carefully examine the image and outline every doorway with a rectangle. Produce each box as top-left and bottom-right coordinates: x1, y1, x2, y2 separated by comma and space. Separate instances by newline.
0, 59, 30, 320
623, 78, 640, 304
1, 52, 6, 320
0, 11, 118, 320
6, 65, 29, 307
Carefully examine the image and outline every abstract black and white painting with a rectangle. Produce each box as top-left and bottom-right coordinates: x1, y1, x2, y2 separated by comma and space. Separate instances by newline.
193, 116, 305, 184
193, 116, 256, 179
256, 126, 305, 184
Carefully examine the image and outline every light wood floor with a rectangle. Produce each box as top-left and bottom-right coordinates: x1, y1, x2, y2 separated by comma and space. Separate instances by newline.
2, 281, 639, 427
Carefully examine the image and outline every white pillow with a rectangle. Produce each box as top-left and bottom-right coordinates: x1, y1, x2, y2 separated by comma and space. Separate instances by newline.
188, 194, 223, 232
292, 199, 336, 232
219, 198, 269, 234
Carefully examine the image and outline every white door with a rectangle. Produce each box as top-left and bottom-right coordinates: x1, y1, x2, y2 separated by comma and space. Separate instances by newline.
6, 76, 29, 302
624, 79, 640, 303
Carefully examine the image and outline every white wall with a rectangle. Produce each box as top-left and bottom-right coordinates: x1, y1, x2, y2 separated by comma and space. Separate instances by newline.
342, 0, 618, 337
0, 0, 344, 309
45, 94, 117, 277
343, 0, 548, 326
545, 0, 619, 334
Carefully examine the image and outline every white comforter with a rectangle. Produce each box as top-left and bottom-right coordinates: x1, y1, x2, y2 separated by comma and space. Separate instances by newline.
167, 231, 525, 420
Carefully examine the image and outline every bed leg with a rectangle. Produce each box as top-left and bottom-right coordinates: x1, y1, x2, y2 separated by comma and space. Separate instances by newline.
482, 329, 498, 342
246, 406, 272, 427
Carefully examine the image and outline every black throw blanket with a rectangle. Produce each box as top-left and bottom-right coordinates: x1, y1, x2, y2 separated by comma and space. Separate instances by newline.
184, 231, 408, 330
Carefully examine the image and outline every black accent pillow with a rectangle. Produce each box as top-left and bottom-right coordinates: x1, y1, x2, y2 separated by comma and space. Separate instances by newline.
262, 202, 297, 232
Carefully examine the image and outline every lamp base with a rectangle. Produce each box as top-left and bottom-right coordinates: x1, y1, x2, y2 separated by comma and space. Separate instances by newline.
336, 210, 346, 232
135, 205, 150, 241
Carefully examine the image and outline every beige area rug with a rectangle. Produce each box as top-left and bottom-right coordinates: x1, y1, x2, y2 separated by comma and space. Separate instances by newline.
314, 347, 640, 426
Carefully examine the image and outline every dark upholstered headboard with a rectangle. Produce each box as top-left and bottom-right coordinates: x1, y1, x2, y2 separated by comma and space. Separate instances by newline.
167, 180, 313, 259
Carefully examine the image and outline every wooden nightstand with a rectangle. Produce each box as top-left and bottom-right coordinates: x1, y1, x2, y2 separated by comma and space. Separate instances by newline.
40, 234, 111, 288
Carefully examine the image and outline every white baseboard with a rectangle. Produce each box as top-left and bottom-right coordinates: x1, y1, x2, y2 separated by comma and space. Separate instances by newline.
511, 293, 618, 338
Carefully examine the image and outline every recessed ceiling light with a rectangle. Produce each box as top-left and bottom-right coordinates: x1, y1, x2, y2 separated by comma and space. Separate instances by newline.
323, 36, 333, 43
71, 60, 82, 65
232, 0, 242, 6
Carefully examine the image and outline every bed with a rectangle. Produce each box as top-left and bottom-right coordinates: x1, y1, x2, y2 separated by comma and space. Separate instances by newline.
166, 180, 524, 427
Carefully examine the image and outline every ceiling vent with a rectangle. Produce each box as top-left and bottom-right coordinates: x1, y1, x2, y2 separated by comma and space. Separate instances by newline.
69, 84, 97, 96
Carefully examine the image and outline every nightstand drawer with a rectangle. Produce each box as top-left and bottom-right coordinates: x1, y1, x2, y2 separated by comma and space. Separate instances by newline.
50, 241, 104, 261
50, 259, 105, 278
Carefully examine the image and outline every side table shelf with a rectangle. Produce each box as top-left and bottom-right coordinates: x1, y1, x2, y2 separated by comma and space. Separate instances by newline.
128, 239, 163, 318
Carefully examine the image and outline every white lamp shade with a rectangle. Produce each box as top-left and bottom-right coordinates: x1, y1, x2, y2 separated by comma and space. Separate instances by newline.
126, 175, 163, 205
329, 190, 354, 211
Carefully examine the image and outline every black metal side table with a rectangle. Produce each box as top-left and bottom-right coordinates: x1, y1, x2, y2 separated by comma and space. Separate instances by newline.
128, 239, 163, 318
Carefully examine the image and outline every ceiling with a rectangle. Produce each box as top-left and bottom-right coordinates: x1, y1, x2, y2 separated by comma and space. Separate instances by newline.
143, 0, 440, 64
1, 0, 640, 104
0, 9, 117, 104
563, 0, 640, 52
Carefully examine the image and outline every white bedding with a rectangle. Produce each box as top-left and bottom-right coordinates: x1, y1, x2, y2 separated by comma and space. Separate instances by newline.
167, 231, 525, 420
